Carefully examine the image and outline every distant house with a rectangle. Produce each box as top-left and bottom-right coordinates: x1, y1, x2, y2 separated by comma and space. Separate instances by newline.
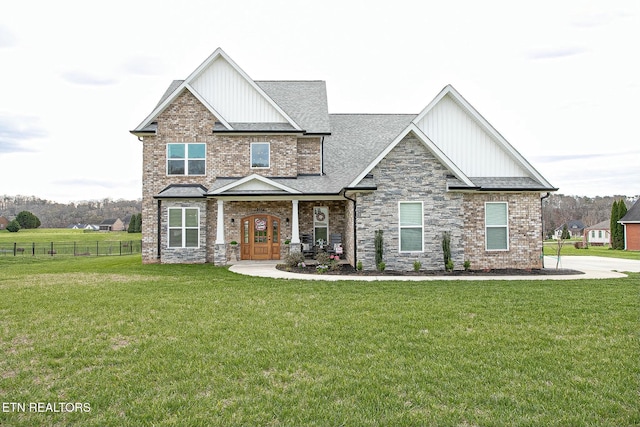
619, 198, 640, 251
122, 214, 132, 231
584, 220, 610, 246
99, 218, 125, 231
0, 216, 8, 230
553, 220, 586, 239
69, 223, 99, 231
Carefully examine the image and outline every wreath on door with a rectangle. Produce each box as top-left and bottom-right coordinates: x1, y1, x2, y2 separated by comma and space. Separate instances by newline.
315, 211, 326, 221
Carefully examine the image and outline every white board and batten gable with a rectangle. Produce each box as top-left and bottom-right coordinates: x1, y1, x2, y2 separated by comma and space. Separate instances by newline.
135, 48, 301, 132
412, 85, 553, 187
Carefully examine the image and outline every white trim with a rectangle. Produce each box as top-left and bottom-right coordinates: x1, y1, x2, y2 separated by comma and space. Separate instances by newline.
348, 123, 474, 188
210, 174, 302, 195
414, 85, 554, 189
250, 142, 270, 169
167, 207, 200, 248
485, 201, 509, 251
398, 201, 424, 253
134, 48, 301, 132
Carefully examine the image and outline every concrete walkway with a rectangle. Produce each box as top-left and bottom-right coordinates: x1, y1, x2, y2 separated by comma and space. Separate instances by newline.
228, 256, 639, 281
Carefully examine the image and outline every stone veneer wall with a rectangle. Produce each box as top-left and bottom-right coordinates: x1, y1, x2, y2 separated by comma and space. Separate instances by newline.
462, 193, 543, 270
140, 90, 323, 263
355, 135, 464, 271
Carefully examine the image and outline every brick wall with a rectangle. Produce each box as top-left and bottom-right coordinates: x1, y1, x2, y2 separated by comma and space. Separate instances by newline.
462, 193, 543, 269
140, 89, 323, 263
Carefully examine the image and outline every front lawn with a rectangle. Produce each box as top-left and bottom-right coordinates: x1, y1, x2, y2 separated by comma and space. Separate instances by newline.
1, 256, 638, 426
543, 241, 640, 260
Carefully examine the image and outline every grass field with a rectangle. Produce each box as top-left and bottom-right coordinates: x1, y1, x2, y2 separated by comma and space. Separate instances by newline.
543, 240, 640, 260
1, 255, 638, 426
0, 228, 141, 243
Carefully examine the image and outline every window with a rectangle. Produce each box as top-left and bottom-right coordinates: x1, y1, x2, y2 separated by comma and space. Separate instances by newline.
485, 202, 508, 250
313, 206, 329, 245
399, 202, 423, 252
167, 143, 205, 175
251, 142, 270, 168
598, 230, 602, 239
168, 208, 199, 248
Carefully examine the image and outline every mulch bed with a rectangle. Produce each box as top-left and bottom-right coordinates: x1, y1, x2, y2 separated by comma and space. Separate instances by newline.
276, 264, 584, 276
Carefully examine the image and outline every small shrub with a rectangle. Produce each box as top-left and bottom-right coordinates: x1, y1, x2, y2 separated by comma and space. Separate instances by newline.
374, 230, 384, 267
6, 220, 20, 233
283, 252, 305, 268
316, 264, 328, 274
574, 241, 588, 249
356, 260, 363, 271
315, 252, 331, 265
445, 259, 454, 272
442, 231, 451, 270
377, 262, 386, 272
463, 260, 471, 271
413, 260, 421, 272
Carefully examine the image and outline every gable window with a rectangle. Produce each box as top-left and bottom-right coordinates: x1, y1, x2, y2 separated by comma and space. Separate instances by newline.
168, 207, 200, 248
399, 202, 423, 252
167, 143, 205, 175
251, 143, 270, 168
485, 202, 509, 251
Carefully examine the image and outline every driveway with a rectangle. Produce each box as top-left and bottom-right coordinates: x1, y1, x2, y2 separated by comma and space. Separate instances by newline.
544, 255, 640, 273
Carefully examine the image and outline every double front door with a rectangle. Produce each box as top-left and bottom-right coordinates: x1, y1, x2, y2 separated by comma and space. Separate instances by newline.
241, 215, 281, 260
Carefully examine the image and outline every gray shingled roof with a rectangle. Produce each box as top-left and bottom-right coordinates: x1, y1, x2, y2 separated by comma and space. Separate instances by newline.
323, 114, 416, 186
256, 81, 331, 134
468, 177, 552, 191
156, 184, 208, 198
620, 198, 640, 222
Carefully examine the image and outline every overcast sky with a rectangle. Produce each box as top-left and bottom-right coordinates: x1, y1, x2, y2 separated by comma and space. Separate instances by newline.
1, 0, 638, 203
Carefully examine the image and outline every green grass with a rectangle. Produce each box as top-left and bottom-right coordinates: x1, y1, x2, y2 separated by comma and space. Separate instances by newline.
0, 228, 141, 243
1, 256, 638, 426
543, 241, 640, 260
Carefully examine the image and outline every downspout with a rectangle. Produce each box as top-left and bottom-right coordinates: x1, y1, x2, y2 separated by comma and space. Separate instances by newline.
342, 189, 357, 269
540, 192, 551, 268
157, 199, 162, 261
320, 136, 325, 175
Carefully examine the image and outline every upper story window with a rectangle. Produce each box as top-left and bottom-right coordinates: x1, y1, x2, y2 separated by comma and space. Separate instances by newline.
485, 202, 509, 251
167, 143, 205, 175
399, 201, 423, 252
250, 143, 270, 168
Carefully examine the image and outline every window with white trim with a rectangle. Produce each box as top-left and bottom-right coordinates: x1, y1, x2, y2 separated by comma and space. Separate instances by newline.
250, 142, 270, 168
168, 208, 200, 248
167, 143, 205, 175
399, 202, 423, 252
313, 206, 329, 246
485, 202, 508, 251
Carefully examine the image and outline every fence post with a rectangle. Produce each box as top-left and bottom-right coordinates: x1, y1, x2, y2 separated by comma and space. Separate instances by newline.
119, 241, 122, 256
96, 241, 99, 257
32, 242, 35, 256
13, 242, 16, 257
74, 241, 76, 256
50, 242, 54, 256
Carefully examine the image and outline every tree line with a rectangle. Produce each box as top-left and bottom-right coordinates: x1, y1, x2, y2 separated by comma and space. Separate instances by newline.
0, 195, 142, 229
539, 194, 634, 239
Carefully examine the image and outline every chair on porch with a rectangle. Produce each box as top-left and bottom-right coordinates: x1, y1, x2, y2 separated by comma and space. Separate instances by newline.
326, 233, 343, 259
300, 233, 316, 259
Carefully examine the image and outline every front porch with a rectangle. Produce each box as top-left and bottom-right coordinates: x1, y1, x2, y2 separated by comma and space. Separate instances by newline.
212, 199, 352, 265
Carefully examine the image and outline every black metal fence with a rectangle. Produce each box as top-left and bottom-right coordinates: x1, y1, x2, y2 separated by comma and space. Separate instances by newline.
0, 240, 142, 257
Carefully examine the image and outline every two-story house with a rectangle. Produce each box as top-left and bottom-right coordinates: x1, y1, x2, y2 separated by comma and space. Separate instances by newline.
131, 48, 557, 270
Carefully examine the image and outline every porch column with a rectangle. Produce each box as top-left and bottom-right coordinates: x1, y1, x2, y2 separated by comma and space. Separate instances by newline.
215, 199, 225, 244
291, 199, 300, 244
